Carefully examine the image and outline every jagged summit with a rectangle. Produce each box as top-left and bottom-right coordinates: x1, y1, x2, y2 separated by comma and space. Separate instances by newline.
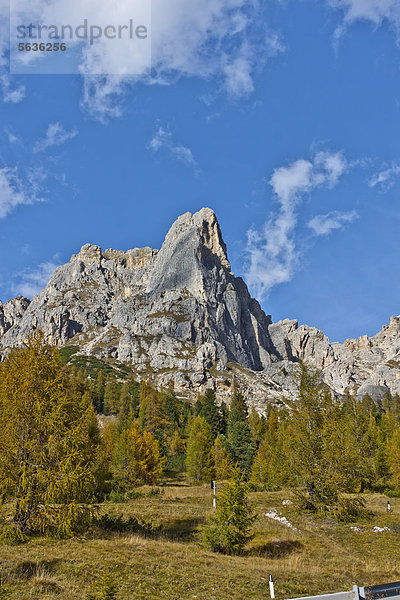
1, 208, 400, 406
147, 208, 231, 295
0, 209, 276, 399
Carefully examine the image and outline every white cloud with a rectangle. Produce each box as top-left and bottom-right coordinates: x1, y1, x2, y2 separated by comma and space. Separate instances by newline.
8, 0, 281, 120
308, 210, 358, 235
34, 122, 78, 153
330, 0, 400, 25
368, 163, 400, 189
0, 167, 45, 219
0, 75, 25, 103
269, 151, 347, 208
328, 0, 400, 39
245, 151, 350, 299
223, 52, 255, 97
5, 129, 19, 144
11, 261, 58, 298
148, 124, 197, 168
0, 3, 25, 103
81, 75, 127, 122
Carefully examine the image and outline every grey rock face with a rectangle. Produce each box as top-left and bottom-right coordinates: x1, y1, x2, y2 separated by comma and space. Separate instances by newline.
0, 209, 278, 401
0, 297, 31, 337
1, 207, 400, 406
267, 316, 400, 398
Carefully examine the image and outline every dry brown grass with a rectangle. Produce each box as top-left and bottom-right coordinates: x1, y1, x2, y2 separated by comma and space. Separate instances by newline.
1, 482, 400, 599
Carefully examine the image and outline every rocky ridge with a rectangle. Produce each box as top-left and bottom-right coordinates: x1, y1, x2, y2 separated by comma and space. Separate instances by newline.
269, 316, 400, 400
1, 208, 399, 407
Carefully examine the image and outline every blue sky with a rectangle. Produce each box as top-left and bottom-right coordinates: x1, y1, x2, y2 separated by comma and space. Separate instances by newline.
0, 0, 400, 343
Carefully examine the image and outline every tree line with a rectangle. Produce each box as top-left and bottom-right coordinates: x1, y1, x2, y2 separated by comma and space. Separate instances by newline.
2, 335, 400, 539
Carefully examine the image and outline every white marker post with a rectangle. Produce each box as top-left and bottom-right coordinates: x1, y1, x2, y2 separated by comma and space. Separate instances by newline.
211, 480, 216, 508
388, 500, 391, 513
269, 574, 275, 599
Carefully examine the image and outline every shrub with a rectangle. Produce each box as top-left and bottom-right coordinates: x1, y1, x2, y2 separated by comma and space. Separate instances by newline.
105, 489, 143, 503
384, 488, 400, 498
332, 497, 372, 523
92, 512, 156, 536
292, 489, 371, 523
0, 525, 29, 545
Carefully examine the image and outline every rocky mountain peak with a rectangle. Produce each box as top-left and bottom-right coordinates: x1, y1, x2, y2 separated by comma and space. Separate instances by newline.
76, 243, 102, 264
146, 208, 231, 297
1, 208, 400, 407
0, 209, 276, 399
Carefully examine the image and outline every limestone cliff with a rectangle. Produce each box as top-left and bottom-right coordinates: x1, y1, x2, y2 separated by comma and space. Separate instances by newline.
268, 316, 400, 399
0, 209, 279, 401
1, 208, 399, 406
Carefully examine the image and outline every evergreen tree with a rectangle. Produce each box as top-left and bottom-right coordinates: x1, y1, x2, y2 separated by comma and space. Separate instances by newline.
229, 381, 248, 424
248, 407, 266, 447
199, 389, 221, 437
0, 334, 98, 536
202, 465, 256, 555
186, 416, 213, 482
103, 379, 120, 415
113, 421, 165, 487
194, 395, 203, 417
164, 393, 182, 428
92, 369, 105, 413
228, 420, 255, 474
226, 385, 254, 474
250, 436, 281, 490
212, 436, 233, 480
219, 401, 229, 435
138, 381, 169, 435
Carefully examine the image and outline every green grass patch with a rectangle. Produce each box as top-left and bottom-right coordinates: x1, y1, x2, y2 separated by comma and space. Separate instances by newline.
1, 486, 400, 599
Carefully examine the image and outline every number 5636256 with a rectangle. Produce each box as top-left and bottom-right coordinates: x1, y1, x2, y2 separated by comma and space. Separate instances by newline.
18, 42, 67, 51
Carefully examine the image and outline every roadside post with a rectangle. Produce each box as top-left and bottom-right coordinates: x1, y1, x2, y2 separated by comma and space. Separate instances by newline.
211, 480, 216, 508
269, 574, 275, 599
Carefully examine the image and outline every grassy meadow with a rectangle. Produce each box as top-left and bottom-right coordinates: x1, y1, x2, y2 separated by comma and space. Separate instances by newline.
1, 478, 400, 600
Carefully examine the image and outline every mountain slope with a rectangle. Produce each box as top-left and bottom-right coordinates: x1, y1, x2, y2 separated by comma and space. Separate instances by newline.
1, 207, 399, 405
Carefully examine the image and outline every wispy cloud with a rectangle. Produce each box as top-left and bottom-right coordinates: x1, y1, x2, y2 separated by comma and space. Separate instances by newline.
5, 129, 19, 144
328, 0, 400, 39
1, 75, 25, 103
11, 260, 58, 298
223, 52, 255, 98
34, 122, 78, 153
0, 0, 286, 121
368, 163, 400, 189
0, 167, 45, 219
75, 1, 280, 119
81, 75, 128, 123
148, 124, 197, 169
308, 210, 358, 236
245, 151, 350, 299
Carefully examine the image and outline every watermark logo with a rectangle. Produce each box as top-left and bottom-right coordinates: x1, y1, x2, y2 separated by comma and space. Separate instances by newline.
10, 0, 151, 75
